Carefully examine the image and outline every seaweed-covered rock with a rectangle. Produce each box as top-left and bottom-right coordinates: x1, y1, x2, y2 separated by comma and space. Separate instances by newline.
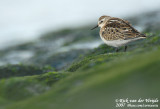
0, 77, 49, 101
67, 51, 123, 72
0, 27, 99, 70
0, 10, 160, 109
0, 71, 66, 102
67, 31, 160, 72
32, 49, 90, 71
6, 45, 160, 109
0, 65, 53, 79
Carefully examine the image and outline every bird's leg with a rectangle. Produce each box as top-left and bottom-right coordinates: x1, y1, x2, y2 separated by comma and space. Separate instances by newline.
115, 48, 119, 52
124, 45, 128, 52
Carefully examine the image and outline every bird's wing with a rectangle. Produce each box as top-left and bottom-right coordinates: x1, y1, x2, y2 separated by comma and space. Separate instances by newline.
102, 17, 146, 40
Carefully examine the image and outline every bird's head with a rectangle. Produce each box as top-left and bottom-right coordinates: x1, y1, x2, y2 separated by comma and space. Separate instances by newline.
91, 15, 111, 30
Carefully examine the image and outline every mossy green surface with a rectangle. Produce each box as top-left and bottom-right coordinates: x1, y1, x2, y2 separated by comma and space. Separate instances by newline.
0, 65, 54, 79
0, 26, 160, 109
0, 71, 66, 108
0, 77, 49, 101
5, 47, 160, 109
67, 52, 123, 72
67, 31, 160, 72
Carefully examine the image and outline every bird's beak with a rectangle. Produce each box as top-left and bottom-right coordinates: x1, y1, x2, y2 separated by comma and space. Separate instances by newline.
91, 25, 98, 30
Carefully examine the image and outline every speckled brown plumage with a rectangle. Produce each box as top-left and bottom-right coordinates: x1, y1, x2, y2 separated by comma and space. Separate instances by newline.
91, 15, 146, 52
100, 17, 146, 41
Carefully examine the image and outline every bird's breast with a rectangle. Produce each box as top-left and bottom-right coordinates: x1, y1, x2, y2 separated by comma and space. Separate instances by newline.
99, 32, 133, 47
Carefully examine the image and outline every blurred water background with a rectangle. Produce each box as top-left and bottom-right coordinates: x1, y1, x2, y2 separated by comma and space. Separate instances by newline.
1, 0, 160, 49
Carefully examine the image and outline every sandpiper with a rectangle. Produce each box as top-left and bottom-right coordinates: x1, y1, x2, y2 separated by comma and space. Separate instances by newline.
91, 15, 146, 52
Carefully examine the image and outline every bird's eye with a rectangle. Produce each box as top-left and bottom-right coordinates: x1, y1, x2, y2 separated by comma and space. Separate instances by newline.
100, 21, 103, 23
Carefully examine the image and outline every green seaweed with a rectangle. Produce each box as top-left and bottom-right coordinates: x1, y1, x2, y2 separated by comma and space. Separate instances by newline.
0, 65, 54, 79
5, 47, 160, 109
0, 16, 160, 109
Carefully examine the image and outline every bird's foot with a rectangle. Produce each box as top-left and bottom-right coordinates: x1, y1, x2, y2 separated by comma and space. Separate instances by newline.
124, 46, 127, 52
115, 48, 119, 52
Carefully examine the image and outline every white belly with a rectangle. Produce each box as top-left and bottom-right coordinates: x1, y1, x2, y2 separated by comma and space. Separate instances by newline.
100, 35, 142, 47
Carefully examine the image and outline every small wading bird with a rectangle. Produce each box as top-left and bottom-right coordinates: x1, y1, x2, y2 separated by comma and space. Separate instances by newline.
91, 15, 146, 52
